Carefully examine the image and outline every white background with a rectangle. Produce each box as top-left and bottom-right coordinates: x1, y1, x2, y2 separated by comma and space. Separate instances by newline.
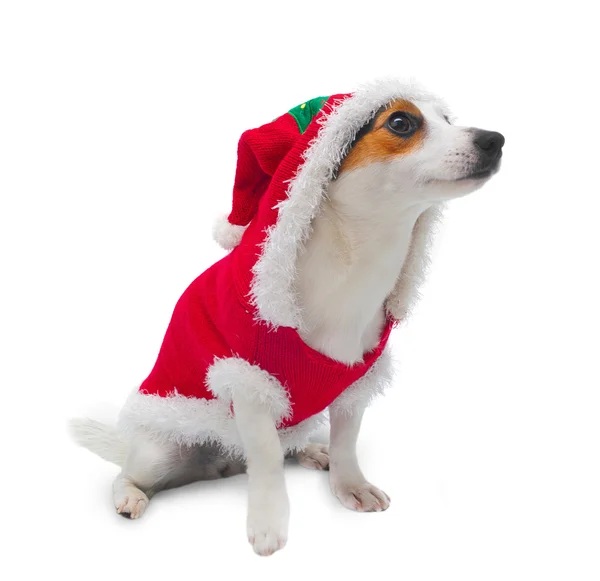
1, 1, 599, 579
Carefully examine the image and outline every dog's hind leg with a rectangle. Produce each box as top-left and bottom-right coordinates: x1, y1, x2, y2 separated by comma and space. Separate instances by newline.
295, 443, 330, 470
113, 435, 245, 519
112, 435, 177, 519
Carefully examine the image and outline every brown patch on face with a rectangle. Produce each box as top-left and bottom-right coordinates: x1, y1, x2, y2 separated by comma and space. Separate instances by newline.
338, 99, 425, 175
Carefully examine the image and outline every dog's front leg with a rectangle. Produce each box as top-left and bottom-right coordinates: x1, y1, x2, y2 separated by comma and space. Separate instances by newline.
233, 389, 289, 556
328, 404, 391, 512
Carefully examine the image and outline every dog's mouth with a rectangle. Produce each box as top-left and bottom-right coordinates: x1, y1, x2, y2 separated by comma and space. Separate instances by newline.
458, 167, 494, 181
458, 154, 502, 181
425, 152, 503, 185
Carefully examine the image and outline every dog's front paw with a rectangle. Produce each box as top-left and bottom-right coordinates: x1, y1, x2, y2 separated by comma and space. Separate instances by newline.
331, 480, 390, 512
247, 509, 288, 556
247, 487, 289, 556
247, 521, 288, 557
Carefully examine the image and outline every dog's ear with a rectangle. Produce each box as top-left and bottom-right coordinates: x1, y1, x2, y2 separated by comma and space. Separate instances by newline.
332, 105, 387, 180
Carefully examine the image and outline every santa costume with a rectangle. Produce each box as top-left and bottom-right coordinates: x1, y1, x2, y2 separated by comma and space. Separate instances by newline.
118, 80, 443, 457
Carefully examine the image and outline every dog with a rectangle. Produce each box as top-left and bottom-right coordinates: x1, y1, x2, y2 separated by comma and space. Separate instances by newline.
70, 79, 504, 556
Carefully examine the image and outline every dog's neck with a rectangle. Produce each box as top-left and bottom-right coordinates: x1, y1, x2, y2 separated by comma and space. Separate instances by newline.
295, 166, 431, 364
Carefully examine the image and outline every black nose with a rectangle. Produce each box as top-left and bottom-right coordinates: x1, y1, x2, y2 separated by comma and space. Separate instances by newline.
474, 130, 505, 158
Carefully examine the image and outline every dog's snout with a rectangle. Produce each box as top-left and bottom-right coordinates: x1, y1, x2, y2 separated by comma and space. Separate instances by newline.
474, 130, 505, 158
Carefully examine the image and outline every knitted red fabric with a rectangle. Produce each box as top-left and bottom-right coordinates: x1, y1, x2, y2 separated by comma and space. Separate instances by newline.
139, 94, 395, 428
139, 257, 394, 428
227, 114, 299, 228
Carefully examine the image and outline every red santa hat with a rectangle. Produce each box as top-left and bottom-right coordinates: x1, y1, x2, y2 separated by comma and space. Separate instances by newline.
213, 96, 331, 250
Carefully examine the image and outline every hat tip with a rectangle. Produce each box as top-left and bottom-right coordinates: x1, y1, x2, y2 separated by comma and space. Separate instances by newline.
212, 214, 248, 251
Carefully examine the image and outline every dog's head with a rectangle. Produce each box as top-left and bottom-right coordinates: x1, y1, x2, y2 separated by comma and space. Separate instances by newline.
336, 98, 504, 201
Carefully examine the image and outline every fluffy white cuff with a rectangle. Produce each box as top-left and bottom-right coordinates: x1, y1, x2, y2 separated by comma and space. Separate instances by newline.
212, 214, 248, 251
206, 357, 291, 425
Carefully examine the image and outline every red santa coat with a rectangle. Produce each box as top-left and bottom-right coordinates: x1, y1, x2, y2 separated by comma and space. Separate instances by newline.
136, 254, 394, 427
118, 81, 446, 456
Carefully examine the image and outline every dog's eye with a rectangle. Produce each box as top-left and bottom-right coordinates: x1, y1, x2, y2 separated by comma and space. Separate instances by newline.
387, 112, 413, 135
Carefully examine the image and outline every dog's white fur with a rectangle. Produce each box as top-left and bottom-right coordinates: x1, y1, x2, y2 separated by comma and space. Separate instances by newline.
297, 101, 491, 363
70, 89, 501, 556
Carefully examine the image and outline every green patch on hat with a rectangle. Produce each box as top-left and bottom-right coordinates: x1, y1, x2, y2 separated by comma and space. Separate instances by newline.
288, 96, 329, 134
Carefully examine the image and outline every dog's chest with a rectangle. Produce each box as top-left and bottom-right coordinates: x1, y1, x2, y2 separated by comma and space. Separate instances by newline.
251, 319, 393, 427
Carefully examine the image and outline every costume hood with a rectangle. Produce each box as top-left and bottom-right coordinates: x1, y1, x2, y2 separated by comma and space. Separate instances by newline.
213, 79, 448, 331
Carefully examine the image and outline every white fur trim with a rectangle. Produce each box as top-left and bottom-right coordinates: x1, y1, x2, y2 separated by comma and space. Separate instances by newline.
117, 357, 326, 458
206, 357, 291, 424
329, 347, 396, 415
117, 390, 234, 449
212, 213, 248, 250
278, 412, 328, 454
249, 78, 451, 329
117, 389, 327, 459
385, 204, 444, 320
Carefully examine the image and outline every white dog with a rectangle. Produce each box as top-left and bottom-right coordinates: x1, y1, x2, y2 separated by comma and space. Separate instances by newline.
70, 79, 504, 556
